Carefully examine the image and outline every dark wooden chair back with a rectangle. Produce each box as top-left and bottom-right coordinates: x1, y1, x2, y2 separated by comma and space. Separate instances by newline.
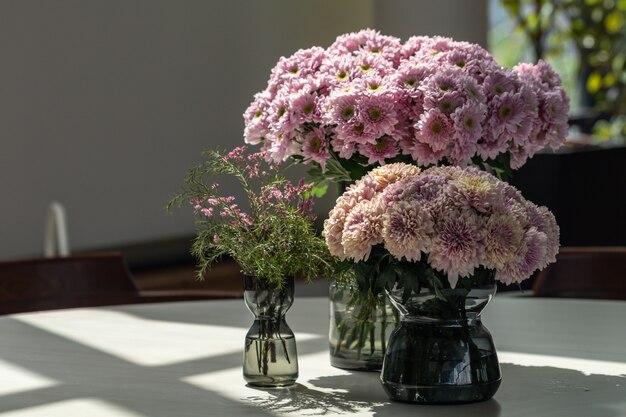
0, 252, 239, 315
533, 247, 626, 300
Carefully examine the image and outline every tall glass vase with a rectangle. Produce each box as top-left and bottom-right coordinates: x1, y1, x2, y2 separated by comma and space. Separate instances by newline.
380, 271, 501, 404
329, 279, 398, 371
243, 275, 298, 387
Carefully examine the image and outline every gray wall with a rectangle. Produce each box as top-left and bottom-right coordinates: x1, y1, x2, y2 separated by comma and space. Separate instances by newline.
0, 0, 486, 261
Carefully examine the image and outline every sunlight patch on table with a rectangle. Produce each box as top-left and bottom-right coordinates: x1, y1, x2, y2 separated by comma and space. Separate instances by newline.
183, 351, 382, 417
14, 309, 318, 367
0, 358, 58, 396
0, 398, 146, 417
500, 351, 626, 376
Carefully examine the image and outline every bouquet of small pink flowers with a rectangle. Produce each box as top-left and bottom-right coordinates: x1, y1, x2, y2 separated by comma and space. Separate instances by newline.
167, 146, 334, 286
244, 29, 569, 188
324, 163, 559, 290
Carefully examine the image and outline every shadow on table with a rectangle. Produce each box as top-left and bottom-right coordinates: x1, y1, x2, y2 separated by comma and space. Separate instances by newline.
245, 373, 501, 416
246, 364, 625, 417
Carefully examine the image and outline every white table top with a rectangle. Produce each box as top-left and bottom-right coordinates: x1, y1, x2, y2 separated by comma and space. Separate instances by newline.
0, 295, 625, 417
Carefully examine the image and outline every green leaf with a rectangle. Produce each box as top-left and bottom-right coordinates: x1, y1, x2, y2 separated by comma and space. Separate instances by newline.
304, 180, 329, 198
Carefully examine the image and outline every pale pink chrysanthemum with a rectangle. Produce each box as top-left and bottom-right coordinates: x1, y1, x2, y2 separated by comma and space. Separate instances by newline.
496, 227, 547, 285
323, 210, 348, 258
448, 170, 502, 213
302, 127, 330, 171
483, 212, 524, 270
428, 209, 485, 288
401, 36, 432, 59
416, 109, 454, 152
358, 93, 399, 138
408, 141, 447, 166
525, 202, 560, 266
359, 135, 399, 165
509, 144, 532, 170
394, 62, 435, 97
359, 29, 403, 65
452, 102, 486, 144
319, 54, 360, 86
328, 29, 401, 64
483, 70, 518, 98
447, 140, 477, 166
539, 206, 560, 265
243, 92, 271, 145
476, 133, 510, 160
328, 90, 359, 125
267, 133, 300, 162
380, 173, 446, 209
267, 94, 297, 137
368, 162, 422, 192
341, 199, 385, 261
323, 176, 379, 258
488, 91, 528, 138
330, 134, 358, 159
328, 30, 370, 55
351, 50, 394, 76
269, 47, 326, 84
290, 90, 321, 124
382, 201, 434, 262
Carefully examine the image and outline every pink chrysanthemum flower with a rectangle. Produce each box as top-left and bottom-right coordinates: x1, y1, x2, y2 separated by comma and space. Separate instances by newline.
358, 93, 399, 138
320, 54, 360, 86
483, 70, 518, 98
268, 133, 300, 162
383, 201, 434, 262
496, 227, 548, 285
269, 47, 326, 84
341, 199, 385, 261
416, 109, 454, 152
267, 94, 297, 137
452, 103, 486, 144
359, 135, 399, 165
401, 35, 432, 59
408, 141, 447, 166
351, 51, 394, 76
329, 91, 359, 125
368, 162, 421, 192
381, 173, 446, 208
243, 92, 271, 145
483, 212, 524, 270
429, 209, 485, 288
302, 127, 331, 171
290, 90, 321, 124
323, 174, 379, 258
330, 134, 358, 159
448, 169, 502, 213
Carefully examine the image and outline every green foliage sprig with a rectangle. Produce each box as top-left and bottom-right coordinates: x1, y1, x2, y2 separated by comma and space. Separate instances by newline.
167, 146, 336, 288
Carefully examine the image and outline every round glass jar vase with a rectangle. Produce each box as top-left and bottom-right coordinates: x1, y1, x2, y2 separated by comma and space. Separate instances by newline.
329, 279, 399, 371
380, 271, 501, 404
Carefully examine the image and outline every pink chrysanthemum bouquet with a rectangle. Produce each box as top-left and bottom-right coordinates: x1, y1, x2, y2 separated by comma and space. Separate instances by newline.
323, 163, 559, 289
243, 29, 569, 189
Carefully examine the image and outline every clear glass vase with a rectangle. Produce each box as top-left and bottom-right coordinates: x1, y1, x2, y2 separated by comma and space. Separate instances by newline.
243, 275, 298, 387
380, 271, 501, 404
329, 279, 399, 371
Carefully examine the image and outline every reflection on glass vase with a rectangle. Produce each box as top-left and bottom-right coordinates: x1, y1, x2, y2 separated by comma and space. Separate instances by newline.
329, 279, 399, 371
243, 275, 298, 387
381, 270, 501, 404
